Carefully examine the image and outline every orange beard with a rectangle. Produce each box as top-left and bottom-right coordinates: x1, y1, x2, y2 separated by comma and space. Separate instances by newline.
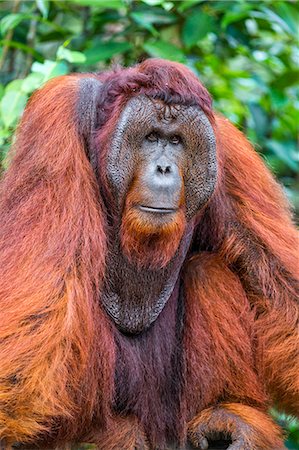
120, 190, 186, 270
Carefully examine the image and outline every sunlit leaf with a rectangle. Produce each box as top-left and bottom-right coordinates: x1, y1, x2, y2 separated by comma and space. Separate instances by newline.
272, 2, 299, 36
141, 0, 174, 10
36, 0, 50, 18
57, 46, 86, 64
22, 73, 44, 93
131, 9, 177, 25
5, 80, 23, 93
251, 7, 297, 38
31, 60, 68, 80
67, 0, 124, 7
0, 91, 27, 129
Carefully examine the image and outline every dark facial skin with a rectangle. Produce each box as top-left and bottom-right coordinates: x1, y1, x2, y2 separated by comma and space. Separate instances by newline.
99, 96, 217, 334
106, 96, 217, 220
138, 126, 184, 214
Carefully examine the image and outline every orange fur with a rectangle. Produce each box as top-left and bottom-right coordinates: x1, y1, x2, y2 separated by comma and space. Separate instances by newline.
95, 416, 149, 450
215, 116, 299, 414
216, 115, 298, 280
121, 178, 186, 268
0, 76, 114, 444
183, 253, 267, 418
0, 60, 298, 448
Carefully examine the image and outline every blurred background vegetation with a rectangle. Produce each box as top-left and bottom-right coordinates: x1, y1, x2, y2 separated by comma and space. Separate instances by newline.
0, 0, 298, 448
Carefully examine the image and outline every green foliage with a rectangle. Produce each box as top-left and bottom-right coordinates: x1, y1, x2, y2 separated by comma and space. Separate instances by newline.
272, 410, 299, 449
0, 0, 298, 446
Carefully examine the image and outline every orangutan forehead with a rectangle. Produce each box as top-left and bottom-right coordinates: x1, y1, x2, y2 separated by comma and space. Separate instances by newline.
118, 95, 212, 134
123, 96, 197, 121
149, 99, 182, 123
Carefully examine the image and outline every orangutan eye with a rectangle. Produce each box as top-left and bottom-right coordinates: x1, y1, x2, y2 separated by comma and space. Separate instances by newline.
146, 132, 158, 142
170, 135, 181, 145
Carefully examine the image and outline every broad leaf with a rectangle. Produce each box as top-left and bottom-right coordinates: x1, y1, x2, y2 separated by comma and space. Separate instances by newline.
0, 13, 30, 36
267, 140, 298, 172
0, 91, 27, 129
182, 11, 215, 48
57, 46, 86, 64
143, 40, 185, 62
67, 0, 124, 8
36, 0, 50, 18
84, 41, 132, 64
31, 60, 68, 80
131, 9, 177, 26
22, 73, 44, 93
5, 80, 23, 93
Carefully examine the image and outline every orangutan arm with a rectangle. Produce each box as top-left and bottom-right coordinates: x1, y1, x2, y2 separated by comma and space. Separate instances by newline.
183, 253, 285, 450
194, 115, 299, 416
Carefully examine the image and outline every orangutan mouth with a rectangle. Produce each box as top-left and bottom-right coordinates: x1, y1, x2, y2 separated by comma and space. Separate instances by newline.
138, 205, 178, 214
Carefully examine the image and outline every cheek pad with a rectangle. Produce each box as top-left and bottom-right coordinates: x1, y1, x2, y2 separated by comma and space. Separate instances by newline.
181, 109, 217, 219
106, 99, 152, 209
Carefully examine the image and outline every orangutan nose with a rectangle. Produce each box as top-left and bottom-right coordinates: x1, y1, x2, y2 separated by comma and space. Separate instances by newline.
156, 163, 171, 175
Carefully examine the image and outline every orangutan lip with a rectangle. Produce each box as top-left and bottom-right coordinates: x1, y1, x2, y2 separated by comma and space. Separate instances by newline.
139, 205, 177, 214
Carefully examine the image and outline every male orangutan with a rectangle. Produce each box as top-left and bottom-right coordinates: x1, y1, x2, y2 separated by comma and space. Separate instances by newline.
0, 59, 298, 450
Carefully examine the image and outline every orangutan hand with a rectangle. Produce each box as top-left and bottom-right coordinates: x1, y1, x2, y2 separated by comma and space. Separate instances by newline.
187, 403, 285, 450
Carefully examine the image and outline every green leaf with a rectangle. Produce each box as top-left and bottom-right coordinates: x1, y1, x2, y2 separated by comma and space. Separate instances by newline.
84, 41, 132, 64
131, 9, 177, 26
143, 40, 185, 62
0, 13, 30, 36
131, 9, 177, 36
271, 71, 299, 90
273, 2, 299, 36
67, 0, 124, 7
267, 140, 298, 172
141, 0, 174, 9
31, 60, 68, 81
0, 128, 11, 141
5, 80, 23, 93
21, 73, 44, 94
0, 140, 10, 163
57, 46, 86, 64
0, 39, 43, 61
131, 8, 177, 35
182, 11, 215, 48
0, 91, 27, 129
177, 1, 204, 12
221, 10, 251, 29
252, 7, 297, 38
248, 103, 269, 138
130, 12, 157, 35
36, 0, 50, 18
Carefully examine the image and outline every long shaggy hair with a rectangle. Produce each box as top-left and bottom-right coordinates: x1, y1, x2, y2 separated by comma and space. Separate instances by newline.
120, 176, 187, 269
0, 59, 298, 448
